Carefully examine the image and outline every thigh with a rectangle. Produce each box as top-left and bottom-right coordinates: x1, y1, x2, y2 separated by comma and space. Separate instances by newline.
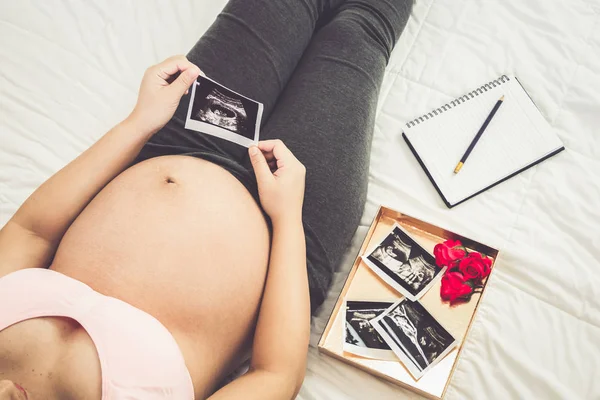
186, 0, 346, 119
262, 0, 413, 264
137, 0, 350, 164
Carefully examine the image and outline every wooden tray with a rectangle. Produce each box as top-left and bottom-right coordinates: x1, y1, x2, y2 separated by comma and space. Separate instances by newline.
317, 206, 499, 399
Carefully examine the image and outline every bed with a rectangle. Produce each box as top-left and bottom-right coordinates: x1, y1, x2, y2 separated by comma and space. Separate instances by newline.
1, 1, 598, 399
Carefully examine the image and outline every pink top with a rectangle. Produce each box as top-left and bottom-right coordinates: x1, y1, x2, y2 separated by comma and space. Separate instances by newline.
0, 268, 195, 399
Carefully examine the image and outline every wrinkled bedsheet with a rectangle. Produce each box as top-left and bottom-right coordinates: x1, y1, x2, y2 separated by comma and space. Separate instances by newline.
1, 1, 598, 399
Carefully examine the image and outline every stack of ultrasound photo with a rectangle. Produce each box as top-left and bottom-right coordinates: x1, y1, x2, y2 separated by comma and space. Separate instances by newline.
343, 224, 457, 380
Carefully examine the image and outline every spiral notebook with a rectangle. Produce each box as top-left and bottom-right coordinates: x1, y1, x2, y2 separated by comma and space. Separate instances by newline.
402, 75, 565, 208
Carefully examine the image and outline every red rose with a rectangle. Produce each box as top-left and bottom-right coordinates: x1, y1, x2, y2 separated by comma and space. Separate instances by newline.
458, 252, 492, 281
440, 272, 473, 302
434, 239, 466, 267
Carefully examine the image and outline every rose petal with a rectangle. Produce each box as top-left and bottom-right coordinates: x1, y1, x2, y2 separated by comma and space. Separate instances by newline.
444, 239, 462, 248
458, 257, 469, 269
435, 243, 452, 267
449, 247, 466, 260
483, 256, 492, 268
441, 272, 473, 302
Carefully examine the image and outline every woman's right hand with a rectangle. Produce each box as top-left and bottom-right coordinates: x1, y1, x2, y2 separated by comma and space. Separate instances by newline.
249, 140, 306, 225
129, 55, 202, 136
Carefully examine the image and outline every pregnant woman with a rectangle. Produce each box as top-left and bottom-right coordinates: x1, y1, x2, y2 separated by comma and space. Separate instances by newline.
0, 0, 411, 398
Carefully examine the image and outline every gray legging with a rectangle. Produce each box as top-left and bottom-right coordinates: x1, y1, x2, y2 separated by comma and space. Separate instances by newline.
134, 0, 412, 312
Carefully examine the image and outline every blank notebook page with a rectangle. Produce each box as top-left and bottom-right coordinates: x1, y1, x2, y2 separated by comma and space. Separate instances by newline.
403, 76, 564, 207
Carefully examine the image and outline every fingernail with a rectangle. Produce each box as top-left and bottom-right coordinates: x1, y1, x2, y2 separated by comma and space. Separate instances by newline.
249, 146, 258, 156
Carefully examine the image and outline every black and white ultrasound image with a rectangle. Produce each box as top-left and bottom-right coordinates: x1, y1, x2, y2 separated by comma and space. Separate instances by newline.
190, 77, 259, 139
379, 300, 455, 372
345, 301, 393, 350
366, 226, 442, 297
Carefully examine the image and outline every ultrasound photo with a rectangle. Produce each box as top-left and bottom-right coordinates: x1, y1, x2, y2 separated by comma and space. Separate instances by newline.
185, 76, 263, 147
343, 301, 398, 361
371, 299, 457, 380
362, 223, 444, 301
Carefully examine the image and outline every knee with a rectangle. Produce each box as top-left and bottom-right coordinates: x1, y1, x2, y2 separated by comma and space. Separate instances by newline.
333, 0, 413, 57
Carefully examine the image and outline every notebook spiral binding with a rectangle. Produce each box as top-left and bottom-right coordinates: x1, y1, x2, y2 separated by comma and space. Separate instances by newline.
405, 75, 510, 128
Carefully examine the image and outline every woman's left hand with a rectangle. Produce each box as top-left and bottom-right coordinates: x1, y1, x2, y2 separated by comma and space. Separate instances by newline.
129, 55, 203, 135
249, 140, 306, 225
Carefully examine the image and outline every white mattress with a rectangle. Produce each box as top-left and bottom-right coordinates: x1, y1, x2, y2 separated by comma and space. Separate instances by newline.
1, 1, 599, 399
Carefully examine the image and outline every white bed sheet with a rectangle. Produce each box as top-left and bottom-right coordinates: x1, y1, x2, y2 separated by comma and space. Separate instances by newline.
1, 1, 599, 399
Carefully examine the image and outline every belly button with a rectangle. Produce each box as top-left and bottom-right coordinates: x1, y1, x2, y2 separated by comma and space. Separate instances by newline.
165, 177, 176, 184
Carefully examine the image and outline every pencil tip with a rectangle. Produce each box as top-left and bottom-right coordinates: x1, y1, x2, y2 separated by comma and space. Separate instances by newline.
500, 95, 505, 101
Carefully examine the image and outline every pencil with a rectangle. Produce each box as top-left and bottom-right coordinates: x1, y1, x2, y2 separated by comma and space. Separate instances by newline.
454, 95, 505, 174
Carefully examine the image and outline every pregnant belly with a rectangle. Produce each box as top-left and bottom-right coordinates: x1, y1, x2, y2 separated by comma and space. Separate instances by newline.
51, 155, 270, 384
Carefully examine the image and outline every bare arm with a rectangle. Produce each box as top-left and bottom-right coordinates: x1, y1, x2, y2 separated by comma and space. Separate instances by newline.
0, 120, 150, 272
209, 140, 310, 400
0, 56, 201, 276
